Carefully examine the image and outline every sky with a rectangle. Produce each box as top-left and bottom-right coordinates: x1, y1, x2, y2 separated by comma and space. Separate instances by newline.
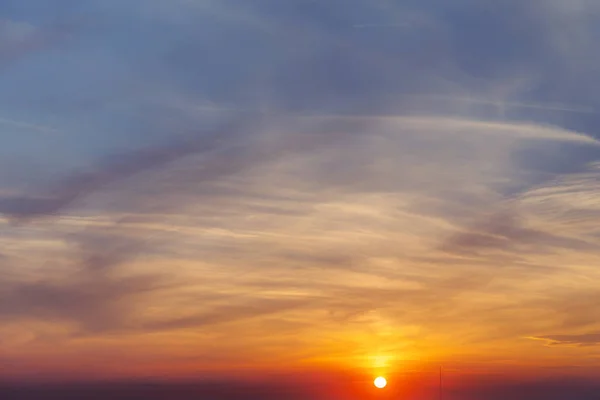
2, 0, 600, 398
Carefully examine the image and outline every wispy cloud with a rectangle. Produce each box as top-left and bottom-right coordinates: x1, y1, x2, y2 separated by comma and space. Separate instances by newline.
0, 115, 264, 221
2, 115, 599, 344
0, 19, 77, 67
530, 333, 600, 346
0, 116, 61, 135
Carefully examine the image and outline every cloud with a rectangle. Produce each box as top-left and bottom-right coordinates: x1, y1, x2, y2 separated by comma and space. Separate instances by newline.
2, 115, 599, 338
531, 333, 600, 346
0, 19, 76, 67
0, 115, 264, 221
0, 116, 61, 135
0, 272, 167, 333
145, 298, 315, 332
0, 20, 37, 49
441, 208, 596, 256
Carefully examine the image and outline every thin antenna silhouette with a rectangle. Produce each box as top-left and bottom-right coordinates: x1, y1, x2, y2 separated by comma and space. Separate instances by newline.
439, 366, 442, 400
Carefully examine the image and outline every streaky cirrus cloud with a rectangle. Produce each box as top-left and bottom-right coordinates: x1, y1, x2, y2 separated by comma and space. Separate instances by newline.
2, 115, 600, 364
531, 333, 600, 346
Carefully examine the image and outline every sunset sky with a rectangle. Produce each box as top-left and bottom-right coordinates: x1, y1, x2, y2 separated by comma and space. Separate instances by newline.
2, 0, 600, 396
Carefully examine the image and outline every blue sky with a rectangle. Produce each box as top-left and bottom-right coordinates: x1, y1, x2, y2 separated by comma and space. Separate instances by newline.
2, 0, 600, 385
2, 0, 600, 174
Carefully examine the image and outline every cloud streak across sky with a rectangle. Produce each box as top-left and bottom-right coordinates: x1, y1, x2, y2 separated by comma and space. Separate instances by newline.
2, 0, 600, 390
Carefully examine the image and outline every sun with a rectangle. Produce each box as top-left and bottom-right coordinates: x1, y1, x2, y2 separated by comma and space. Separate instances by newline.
374, 376, 387, 389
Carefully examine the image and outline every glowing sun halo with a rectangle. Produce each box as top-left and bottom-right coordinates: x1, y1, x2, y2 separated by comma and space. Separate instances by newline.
374, 376, 387, 389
